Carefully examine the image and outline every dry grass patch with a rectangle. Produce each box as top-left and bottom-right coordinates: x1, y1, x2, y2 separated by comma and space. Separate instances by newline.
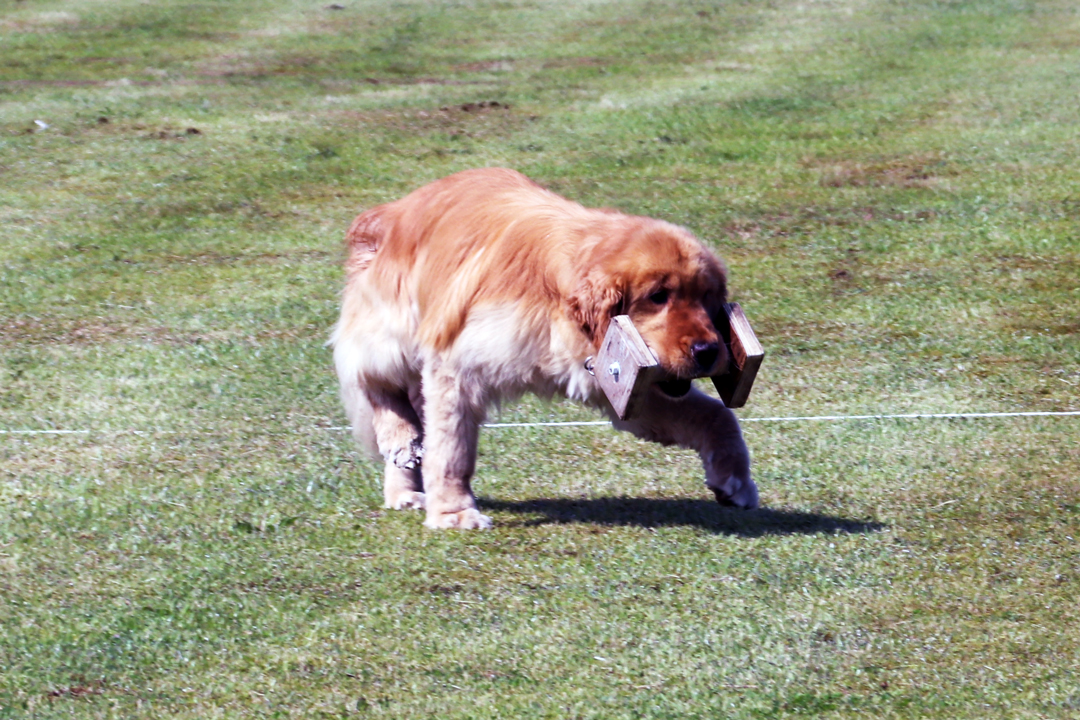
812, 153, 954, 189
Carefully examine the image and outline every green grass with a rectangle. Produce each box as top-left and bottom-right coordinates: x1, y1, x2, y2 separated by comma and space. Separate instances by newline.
2, 0, 1079, 717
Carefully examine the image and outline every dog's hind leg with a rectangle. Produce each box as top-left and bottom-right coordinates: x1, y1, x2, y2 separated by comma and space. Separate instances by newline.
366, 385, 427, 510
611, 385, 758, 509
382, 465, 425, 510
418, 360, 492, 530
334, 341, 425, 510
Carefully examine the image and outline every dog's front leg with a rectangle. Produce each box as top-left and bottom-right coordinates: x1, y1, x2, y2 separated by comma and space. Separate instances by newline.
611, 386, 759, 509
419, 359, 492, 530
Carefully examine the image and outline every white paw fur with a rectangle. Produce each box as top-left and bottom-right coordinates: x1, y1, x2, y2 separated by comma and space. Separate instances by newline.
423, 508, 493, 530
385, 491, 426, 511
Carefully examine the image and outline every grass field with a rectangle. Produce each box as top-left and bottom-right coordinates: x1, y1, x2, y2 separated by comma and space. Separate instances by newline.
2, 0, 1079, 717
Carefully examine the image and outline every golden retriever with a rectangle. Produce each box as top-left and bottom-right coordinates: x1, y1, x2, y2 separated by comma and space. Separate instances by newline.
331, 168, 756, 529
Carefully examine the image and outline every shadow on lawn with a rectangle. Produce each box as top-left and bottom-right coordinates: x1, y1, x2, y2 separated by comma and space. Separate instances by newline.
478, 497, 885, 537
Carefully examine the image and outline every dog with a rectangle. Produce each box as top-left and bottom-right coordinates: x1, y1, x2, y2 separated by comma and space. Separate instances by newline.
330, 168, 757, 529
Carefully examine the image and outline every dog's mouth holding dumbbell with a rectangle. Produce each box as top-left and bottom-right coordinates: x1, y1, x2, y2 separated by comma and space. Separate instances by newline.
331, 168, 763, 529
622, 291, 724, 401
623, 281, 728, 396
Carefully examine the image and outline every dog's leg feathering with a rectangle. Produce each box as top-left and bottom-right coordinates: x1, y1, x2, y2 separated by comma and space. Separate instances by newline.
419, 359, 492, 530
612, 386, 758, 509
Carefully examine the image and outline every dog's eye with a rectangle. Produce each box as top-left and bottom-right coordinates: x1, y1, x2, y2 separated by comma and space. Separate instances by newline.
648, 289, 669, 305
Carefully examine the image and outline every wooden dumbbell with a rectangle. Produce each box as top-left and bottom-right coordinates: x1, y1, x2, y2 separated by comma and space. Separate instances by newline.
594, 303, 764, 420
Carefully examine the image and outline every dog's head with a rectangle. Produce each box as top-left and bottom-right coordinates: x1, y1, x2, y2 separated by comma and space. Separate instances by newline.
570, 218, 729, 390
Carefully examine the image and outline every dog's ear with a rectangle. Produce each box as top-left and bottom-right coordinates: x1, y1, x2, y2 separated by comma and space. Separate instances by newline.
568, 270, 625, 346
704, 262, 729, 332
707, 283, 728, 331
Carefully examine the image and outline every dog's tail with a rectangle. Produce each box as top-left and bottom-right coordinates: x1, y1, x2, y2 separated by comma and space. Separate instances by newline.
331, 206, 387, 456
344, 207, 386, 277
333, 341, 379, 457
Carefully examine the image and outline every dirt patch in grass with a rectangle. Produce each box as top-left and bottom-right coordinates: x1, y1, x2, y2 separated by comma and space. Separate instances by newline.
541, 56, 612, 69
2, 79, 119, 89
0, 11, 81, 33
809, 153, 954, 189
159, 249, 333, 266
452, 60, 515, 73
195, 52, 485, 86
993, 253, 1080, 274
141, 125, 205, 140
196, 53, 338, 79
328, 100, 523, 142
0, 317, 210, 347
0, 316, 323, 348
48, 684, 104, 699
1000, 318, 1080, 337
723, 206, 941, 244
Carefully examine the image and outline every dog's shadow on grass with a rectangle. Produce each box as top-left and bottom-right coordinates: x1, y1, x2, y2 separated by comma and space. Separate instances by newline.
478, 497, 885, 537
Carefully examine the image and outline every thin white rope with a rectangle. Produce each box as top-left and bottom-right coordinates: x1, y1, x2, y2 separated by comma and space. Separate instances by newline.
482, 420, 611, 428
739, 410, 1080, 422
1, 410, 1078, 436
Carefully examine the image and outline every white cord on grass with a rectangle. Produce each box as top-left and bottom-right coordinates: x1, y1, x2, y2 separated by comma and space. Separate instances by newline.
739, 410, 1080, 422
1, 410, 1079, 436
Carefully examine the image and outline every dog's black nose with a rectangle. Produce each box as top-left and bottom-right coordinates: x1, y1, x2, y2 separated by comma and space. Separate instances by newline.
691, 341, 720, 372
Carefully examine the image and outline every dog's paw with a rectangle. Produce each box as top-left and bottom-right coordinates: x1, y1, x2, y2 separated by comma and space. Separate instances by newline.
705, 470, 759, 509
384, 490, 426, 511
423, 508, 493, 530
386, 439, 424, 470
